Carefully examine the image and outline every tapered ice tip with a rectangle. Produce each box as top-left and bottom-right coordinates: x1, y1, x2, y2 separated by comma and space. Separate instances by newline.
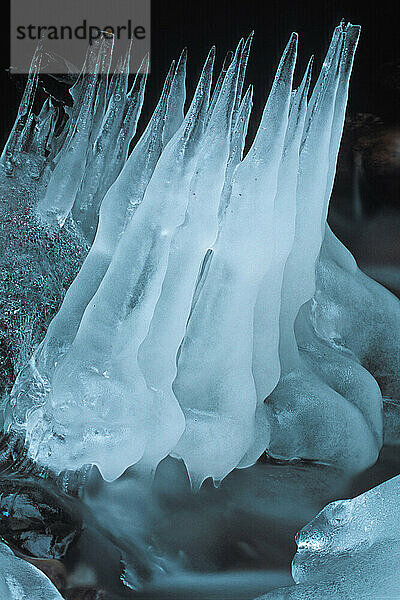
303, 55, 314, 85
141, 52, 150, 73
233, 38, 244, 62
246, 30, 255, 42
288, 31, 298, 49
242, 30, 254, 58
223, 50, 234, 70
280, 31, 298, 68
244, 83, 254, 101
176, 47, 188, 73
201, 46, 216, 77
274, 31, 298, 84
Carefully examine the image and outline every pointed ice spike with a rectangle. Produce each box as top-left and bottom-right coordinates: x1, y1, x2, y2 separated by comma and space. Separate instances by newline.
138, 38, 242, 395
301, 23, 343, 146
98, 54, 149, 192
71, 44, 136, 239
293, 55, 313, 121
322, 24, 360, 228
71, 54, 150, 242
218, 83, 253, 220
279, 26, 346, 374
172, 34, 297, 487
231, 30, 254, 132
60, 37, 114, 159
105, 55, 122, 106
94, 58, 175, 229
163, 47, 187, 145
98, 56, 149, 187
127, 52, 150, 101
106, 36, 132, 105
1, 45, 42, 174
250, 32, 297, 159
206, 49, 233, 126
89, 35, 115, 145
69, 36, 112, 102
240, 58, 313, 469
173, 45, 215, 151
36, 38, 113, 226
69, 44, 92, 104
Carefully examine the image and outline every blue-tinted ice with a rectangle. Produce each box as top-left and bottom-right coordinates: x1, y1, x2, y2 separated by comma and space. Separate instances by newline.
257, 474, 400, 599
1, 23, 400, 490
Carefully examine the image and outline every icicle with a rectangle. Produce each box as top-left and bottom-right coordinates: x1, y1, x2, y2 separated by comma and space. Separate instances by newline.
172, 34, 297, 488
231, 30, 254, 132
323, 23, 361, 229
1, 45, 42, 175
23, 48, 216, 480
218, 83, 253, 220
163, 47, 187, 145
36, 37, 113, 226
252, 56, 313, 403
240, 58, 313, 469
138, 39, 242, 396
279, 28, 344, 373
71, 50, 147, 242
206, 49, 233, 126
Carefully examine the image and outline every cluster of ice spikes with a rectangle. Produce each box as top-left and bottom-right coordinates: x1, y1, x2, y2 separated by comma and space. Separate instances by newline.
2, 23, 400, 487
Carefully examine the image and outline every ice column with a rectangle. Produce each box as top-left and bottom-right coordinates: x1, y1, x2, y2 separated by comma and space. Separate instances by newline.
172, 34, 297, 487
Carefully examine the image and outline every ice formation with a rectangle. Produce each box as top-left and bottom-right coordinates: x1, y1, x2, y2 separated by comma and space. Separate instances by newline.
0, 541, 63, 599
257, 474, 400, 599
2, 22, 400, 486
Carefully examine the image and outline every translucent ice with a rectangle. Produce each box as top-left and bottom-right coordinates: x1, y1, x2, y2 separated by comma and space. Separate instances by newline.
19, 47, 217, 480
172, 33, 297, 487
139, 40, 246, 448
241, 23, 386, 472
4, 23, 400, 486
0, 39, 149, 403
257, 475, 400, 599
0, 541, 63, 600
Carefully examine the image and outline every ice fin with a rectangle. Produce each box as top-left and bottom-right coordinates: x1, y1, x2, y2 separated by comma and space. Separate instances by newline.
279, 29, 343, 373
138, 38, 241, 394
